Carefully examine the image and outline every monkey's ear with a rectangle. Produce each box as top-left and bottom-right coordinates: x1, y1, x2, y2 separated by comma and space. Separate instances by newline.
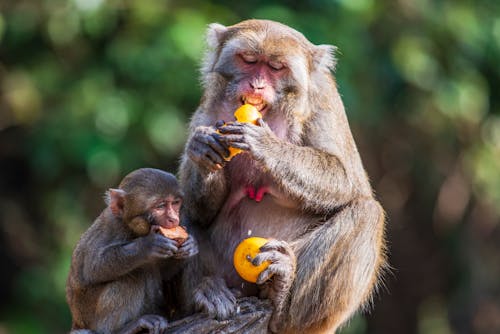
312, 44, 338, 72
206, 23, 228, 49
202, 23, 228, 76
106, 188, 126, 217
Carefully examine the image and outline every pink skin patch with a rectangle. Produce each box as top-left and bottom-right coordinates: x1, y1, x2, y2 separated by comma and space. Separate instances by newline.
245, 185, 269, 202
245, 186, 256, 200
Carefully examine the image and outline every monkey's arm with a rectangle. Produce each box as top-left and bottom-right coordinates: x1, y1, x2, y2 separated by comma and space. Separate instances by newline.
179, 126, 228, 226
288, 198, 386, 331
79, 230, 178, 285
218, 118, 368, 213
253, 198, 386, 332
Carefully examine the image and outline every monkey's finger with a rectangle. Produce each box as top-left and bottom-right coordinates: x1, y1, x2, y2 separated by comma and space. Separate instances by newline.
204, 149, 226, 168
179, 238, 199, 255
209, 291, 236, 320
257, 266, 292, 286
218, 134, 251, 151
266, 262, 293, 278
228, 142, 251, 151
154, 242, 178, 256
256, 268, 274, 284
193, 139, 227, 165
173, 245, 198, 259
188, 145, 221, 171
137, 316, 154, 329
155, 235, 179, 247
217, 286, 236, 304
260, 239, 289, 253
195, 136, 229, 163
256, 118, 272, 132
215, 120, 226, 128
193, 131, 229, 157
252, 251, 279, 266
218, 134, 246, 143
153, 319, 162, 334
210, 132, 232, 156
194, 290, 216, 315
216, 123, 246, 134
219, 284, 237, 305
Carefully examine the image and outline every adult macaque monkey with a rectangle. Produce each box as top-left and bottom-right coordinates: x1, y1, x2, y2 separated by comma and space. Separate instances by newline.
66, 168, 198, 334
180, 19, 386, 333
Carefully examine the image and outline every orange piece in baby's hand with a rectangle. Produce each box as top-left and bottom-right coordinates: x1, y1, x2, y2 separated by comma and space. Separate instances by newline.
158, 226, 189, 246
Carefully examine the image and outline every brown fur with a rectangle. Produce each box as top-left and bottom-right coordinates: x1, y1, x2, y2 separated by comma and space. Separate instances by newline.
66, 168, 197, 334
180, 20, 387, 333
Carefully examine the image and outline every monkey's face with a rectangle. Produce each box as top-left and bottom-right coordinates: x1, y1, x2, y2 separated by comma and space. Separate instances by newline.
109, 168, 184, 236
149, 194, 182, 229
206, 21, 312, 124
125, 193, 182, 236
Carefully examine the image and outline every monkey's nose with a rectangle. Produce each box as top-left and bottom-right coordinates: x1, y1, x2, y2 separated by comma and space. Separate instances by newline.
249, 80, 265, 90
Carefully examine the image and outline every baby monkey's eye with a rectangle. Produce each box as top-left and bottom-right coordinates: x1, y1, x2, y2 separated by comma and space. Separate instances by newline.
155, 202, 166, 209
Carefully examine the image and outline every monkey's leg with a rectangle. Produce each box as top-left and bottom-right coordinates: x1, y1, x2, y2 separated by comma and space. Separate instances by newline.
286, 197, 386, 334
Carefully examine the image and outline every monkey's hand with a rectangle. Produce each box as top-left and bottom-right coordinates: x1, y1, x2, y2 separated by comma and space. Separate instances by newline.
253, 239, 297, 333
216, 118, 276, 160
119, 314, 168, 334
142, 227, 179, 260
187, 125, 230, 173
173, 235, 199, 259
193, 276, 237, 320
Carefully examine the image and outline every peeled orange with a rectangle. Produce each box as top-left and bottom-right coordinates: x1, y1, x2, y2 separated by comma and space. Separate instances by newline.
158, 225, 189, 245
223, 104, 263, 160
233, 237, 270, 283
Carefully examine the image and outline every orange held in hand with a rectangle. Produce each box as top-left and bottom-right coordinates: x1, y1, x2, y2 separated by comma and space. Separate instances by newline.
158, 225, 189, 245
233, 237, 270, 283
224, 104, 263, 160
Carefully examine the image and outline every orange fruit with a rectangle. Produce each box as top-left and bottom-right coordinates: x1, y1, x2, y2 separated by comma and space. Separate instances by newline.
158, 225, 189, 245
233, 237, 270, 283
222, 104, 263, 160
234, 104, 262, 124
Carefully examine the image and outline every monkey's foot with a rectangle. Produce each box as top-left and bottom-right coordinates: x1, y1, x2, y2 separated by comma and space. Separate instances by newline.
166, 297, 271, 334
245, 186, 268, 202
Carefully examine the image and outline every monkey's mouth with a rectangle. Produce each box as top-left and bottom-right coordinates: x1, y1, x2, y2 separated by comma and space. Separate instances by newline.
241, 96, 268, 113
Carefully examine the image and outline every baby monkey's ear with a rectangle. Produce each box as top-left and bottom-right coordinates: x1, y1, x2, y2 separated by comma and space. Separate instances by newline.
105, 188, 126, 217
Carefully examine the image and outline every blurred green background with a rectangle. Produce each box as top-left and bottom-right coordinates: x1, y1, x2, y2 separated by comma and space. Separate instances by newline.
0, 0, 499, 333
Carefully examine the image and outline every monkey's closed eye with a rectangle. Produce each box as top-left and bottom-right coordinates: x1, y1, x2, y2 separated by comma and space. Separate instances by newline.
268, 60, 284, 71
240, 53, 258, 64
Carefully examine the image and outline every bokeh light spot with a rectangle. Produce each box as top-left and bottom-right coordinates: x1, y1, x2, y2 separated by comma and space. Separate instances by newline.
47, 6, 81, 45
87, 149, 121, 187
146, 109, 186, 154
95, 96, 130, 140
2, 71, 41, 126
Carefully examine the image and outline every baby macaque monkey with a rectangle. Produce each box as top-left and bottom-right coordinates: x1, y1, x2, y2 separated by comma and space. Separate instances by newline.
66, 168, 198, 334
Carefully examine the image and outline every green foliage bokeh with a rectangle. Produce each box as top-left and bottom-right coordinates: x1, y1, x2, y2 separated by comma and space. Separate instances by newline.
0, 1, 499, 333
